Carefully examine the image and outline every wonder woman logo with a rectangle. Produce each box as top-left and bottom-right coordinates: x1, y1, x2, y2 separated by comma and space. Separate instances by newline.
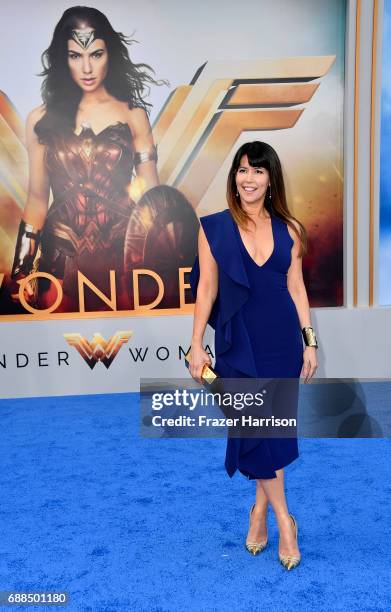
63, 331, 133, 369
153, 56, 335, 204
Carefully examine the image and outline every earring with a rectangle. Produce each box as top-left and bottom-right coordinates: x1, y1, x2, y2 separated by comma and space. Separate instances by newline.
268, 185, 272, 200
236, 190, 239, 197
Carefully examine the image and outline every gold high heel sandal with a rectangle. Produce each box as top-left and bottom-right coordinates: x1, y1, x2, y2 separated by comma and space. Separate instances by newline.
245, 503, 268, 556
279, 513, 301, 570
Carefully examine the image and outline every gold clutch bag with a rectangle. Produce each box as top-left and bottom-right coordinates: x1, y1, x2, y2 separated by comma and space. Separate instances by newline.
184, 348, 219, 385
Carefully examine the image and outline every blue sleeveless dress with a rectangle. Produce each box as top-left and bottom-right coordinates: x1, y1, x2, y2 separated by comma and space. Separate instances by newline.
189, 208, 303, 480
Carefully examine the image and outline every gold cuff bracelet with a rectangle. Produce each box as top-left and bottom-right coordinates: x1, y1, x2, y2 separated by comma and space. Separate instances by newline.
302, 326, 318, 348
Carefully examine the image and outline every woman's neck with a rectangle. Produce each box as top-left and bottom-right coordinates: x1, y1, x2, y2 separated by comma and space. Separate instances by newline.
79, 85, 111, 109
241, 201, 270, 220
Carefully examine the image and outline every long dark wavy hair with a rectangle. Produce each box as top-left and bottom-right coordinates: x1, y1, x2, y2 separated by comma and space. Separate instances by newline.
227, 141, 307, 256
35, 5, 166, 143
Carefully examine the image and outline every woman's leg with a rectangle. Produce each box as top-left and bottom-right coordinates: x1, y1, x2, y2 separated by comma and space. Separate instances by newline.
246, 480, 269, 542
257, 468, 300, 557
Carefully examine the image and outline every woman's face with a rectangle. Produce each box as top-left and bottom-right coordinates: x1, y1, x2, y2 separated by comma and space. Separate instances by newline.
67, 37, 109, 92
235, 154, 270, 206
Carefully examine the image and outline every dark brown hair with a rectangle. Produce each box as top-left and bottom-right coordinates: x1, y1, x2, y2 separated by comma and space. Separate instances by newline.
35, 5, 167, 143
226, 141, 307, 256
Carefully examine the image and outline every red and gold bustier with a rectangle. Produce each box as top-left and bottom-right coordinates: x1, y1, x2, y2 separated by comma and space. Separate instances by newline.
42, 121, 134, 260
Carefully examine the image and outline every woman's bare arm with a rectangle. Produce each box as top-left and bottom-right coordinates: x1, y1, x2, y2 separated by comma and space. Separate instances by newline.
192, 225, 218, 344
287, 220, 318, 382
189, 224, 218, 382
9, 106, 50, 300
22, 106, 50, 228
127, 107, 159, 195
286, 220, 312, 329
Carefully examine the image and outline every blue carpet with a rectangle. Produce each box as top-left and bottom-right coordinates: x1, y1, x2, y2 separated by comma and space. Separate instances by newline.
0, 393, 390, 612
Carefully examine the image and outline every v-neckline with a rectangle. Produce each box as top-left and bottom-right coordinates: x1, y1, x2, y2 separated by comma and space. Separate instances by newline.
73, 121, 130, 138
234, 213, 275, 269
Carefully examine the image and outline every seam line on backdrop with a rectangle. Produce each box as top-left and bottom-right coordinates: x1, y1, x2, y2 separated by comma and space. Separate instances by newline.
353, 0, 361, 307
369, 0, 379, 306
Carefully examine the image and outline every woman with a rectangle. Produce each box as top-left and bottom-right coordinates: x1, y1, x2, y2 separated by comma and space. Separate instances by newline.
188, 141, 318, 570
9, 6, 197, 312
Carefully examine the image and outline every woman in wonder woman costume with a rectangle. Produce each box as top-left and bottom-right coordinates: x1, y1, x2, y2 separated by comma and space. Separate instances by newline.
9, 6, 198, 312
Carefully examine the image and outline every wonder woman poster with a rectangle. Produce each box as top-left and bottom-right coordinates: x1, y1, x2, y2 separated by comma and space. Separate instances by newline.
0, 0, 346, 320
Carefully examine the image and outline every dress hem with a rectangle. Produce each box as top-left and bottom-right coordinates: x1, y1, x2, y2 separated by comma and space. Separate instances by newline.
225, 449, 299, 481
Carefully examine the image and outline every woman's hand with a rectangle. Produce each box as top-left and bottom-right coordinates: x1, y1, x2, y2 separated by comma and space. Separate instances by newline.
9, 275, 35, 304
301, 346, 318, 383
189, 344, 212, 384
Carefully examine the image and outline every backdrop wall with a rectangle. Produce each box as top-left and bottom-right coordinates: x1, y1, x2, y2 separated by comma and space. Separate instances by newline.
0, 0, 388, 398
